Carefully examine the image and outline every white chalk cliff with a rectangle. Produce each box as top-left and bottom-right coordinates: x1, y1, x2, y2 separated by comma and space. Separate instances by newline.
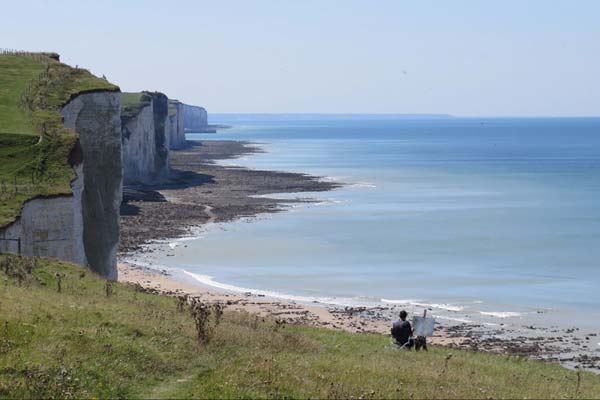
0, 91, 123, 280
121, 92, 170, 185
167, 99, 186, 149
183, 104, 208, 132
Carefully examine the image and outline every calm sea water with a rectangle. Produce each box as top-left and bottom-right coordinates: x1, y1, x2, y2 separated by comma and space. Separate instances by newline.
151, 116, 600, 329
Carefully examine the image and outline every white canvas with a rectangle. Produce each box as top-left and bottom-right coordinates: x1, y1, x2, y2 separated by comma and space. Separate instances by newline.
412, 316, 436, 337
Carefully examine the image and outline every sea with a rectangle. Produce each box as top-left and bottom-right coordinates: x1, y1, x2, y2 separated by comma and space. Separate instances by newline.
143, 115, 600, 334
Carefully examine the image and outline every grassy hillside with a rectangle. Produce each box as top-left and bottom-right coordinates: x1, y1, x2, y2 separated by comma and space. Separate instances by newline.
0, 55, 44, 136
0, 53, 119, 227
1, 255, 598, 399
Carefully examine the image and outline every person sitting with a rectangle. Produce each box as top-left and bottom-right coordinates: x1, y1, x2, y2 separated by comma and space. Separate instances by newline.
391, 310, 414, 349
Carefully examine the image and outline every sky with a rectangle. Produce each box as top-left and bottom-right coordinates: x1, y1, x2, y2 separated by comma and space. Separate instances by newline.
2, 0, 600, 116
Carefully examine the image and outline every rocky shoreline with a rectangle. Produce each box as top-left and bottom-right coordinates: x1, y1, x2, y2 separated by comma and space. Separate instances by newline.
119, 139, 340, 254
118, 138, 599, 373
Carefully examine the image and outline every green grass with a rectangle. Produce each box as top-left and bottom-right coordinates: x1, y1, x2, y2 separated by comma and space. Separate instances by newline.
0, 53, 119, 227
1, 255, 599, 399
121, 92, 151, 122
0, 56, 44, 136
121, 92, 145, 109
0, 132, 77, 227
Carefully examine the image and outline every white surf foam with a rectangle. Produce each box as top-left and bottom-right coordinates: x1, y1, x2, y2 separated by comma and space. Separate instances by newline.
412, 302, 465, 312
350, 182, 377, 188
321, 176, 346, 183
435, 315, 473, 324
248, 193, 345, 207
381, 298, 464, 312
479, 311, 524, 318
314, 199, 345, 206
381, 298, 421, 305
125, 257, 524, 328
182, 270, 376, 308
163, 223, 224, 249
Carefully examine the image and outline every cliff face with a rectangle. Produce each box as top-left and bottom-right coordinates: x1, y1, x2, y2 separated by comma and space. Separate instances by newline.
121, 92, 170, 185
61, 92, 122, 279
0, 91, 122, 279
0, 165, 86, 264
167, 99, 186, 149
183, 104, 208, 132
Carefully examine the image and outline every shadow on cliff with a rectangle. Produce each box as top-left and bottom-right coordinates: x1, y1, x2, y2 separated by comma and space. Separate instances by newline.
120, 188, 166, 216
157, 169, 216, 191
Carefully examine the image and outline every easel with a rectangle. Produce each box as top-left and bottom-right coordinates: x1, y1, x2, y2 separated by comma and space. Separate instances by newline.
413, 309, 433, 352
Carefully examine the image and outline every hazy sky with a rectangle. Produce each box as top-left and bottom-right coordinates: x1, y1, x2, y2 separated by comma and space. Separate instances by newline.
3, 0, 599, 115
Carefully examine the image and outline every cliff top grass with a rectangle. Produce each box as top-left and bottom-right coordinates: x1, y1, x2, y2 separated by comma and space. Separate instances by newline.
0, 55, 44, 136
1, 254, 599, 399
121, 92, 152, 123
0, 52, 119, 227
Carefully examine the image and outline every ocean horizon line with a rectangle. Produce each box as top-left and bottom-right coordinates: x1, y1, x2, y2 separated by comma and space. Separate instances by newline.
207, 113, 600, 121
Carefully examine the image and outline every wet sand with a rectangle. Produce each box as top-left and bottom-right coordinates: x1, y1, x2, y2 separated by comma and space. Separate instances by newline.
118, 139, 600, 372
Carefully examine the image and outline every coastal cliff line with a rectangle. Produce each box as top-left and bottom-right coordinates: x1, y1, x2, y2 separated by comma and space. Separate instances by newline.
0, 51, 211, 279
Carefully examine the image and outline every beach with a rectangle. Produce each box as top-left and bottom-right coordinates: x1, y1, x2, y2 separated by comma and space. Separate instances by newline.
118, 132, 600, 372
118, 259, 600, 372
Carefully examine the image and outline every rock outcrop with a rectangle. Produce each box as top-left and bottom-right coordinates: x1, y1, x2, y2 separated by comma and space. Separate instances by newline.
183, 104, 208, 132
61, 92, 122, 279
121, 92, 170, 185
167, 99, 186, 149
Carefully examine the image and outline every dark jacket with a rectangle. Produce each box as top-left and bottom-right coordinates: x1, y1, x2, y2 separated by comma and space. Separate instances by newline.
391, 319, 412, 345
